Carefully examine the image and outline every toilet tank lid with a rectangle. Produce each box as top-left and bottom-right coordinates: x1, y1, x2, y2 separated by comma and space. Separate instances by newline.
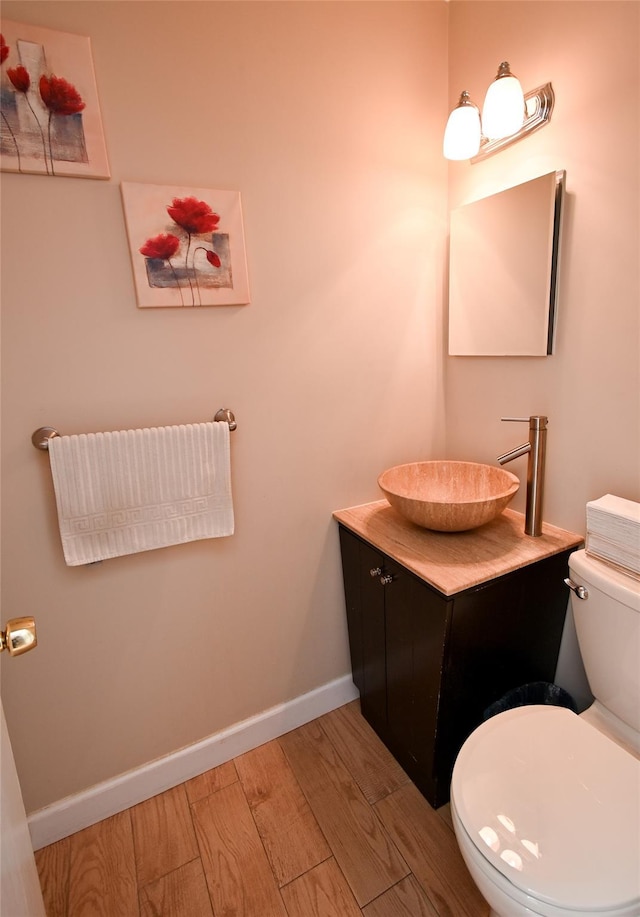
452, 706, 640, 911
569, 549, 640, 612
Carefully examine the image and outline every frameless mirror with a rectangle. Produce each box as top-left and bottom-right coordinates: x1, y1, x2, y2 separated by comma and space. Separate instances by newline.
448, 170, 565, 356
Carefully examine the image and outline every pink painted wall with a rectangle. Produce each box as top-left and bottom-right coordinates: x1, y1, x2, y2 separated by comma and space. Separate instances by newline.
445, 0, 639, 707
2, 0, 637, 814
1, 1, 448, 811
445, 1, 639, 531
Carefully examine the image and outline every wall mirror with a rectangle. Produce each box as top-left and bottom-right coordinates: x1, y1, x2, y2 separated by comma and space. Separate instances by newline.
448, 170, 565, 356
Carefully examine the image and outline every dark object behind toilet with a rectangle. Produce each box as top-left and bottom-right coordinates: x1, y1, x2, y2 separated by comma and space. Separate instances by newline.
483, 681, 578, 721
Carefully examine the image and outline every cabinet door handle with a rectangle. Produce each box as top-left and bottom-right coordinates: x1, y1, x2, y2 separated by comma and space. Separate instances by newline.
369, 567, 382, 577
380, 574, 394, 586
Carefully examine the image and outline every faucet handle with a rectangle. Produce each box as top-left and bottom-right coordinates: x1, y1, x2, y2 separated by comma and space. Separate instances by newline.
502, 415, 548, 429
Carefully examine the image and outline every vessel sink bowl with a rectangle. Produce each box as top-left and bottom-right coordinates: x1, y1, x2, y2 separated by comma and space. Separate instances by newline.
377, 461, 520, 532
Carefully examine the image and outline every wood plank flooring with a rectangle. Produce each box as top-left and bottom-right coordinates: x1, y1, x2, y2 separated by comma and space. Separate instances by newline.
35, 700, 489, 917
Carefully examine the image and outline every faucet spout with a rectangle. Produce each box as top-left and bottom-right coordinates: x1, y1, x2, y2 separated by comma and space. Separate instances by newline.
498, 416, 548, 536
497, 442, 531, 465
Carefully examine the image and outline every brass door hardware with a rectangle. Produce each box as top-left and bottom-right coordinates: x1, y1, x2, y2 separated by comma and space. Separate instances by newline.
1, 617, 37, 657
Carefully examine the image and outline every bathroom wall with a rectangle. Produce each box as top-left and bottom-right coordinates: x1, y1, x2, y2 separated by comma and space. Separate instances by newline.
3, 0, 637, 819
446, 1, 639, 705
446, 0, 639, 527
0, 1, 449, 812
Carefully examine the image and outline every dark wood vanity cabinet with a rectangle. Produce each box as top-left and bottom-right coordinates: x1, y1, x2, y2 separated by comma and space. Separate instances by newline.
338, 524, 576, 808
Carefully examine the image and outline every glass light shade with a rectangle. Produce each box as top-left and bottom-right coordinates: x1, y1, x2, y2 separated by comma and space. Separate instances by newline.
443, 93, 481, 161
482, 63, 525, 141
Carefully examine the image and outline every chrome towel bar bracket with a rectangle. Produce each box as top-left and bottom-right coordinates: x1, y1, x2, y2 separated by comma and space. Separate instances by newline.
32, 427, 59, 451
213, 408, 237, 431
32, 409, 237, 450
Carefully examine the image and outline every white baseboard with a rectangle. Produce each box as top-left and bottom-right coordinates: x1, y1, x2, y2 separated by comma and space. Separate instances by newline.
28, 675, 359, 851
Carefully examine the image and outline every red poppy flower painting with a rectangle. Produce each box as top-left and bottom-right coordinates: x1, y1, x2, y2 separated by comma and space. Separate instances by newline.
139, 234, 181, 261
0, 20, 109, 178
121, 182, 250, 309
7, 65, 30, 92
39, 74, 85, 116
167, 197, 221, 235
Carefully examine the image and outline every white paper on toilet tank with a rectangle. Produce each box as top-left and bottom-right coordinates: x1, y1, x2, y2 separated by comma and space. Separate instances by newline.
47, 422, 234, 565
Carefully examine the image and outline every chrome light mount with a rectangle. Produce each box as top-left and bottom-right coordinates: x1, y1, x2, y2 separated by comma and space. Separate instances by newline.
471, 82, 555, 163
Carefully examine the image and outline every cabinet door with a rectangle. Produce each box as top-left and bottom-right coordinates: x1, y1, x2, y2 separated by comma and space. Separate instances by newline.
436, 550, 573, 789
384, 558, 450, 794
338, 528, 387, 733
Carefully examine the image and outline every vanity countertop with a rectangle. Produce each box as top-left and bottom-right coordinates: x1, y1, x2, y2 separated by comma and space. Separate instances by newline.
333, 501, 583, 596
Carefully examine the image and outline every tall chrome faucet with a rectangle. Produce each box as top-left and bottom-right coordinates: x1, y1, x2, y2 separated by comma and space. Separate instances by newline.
497, 415, 548, 537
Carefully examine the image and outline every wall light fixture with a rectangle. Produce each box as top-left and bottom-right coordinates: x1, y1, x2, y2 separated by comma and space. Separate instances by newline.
443, 62, 555, 163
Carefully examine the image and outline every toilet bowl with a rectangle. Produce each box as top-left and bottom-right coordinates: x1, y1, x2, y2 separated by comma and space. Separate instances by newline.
450, 549, 640, 917
451, 705, 640, 916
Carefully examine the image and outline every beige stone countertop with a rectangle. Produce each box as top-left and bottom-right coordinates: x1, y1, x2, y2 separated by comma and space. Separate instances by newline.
333, 501, 584, 596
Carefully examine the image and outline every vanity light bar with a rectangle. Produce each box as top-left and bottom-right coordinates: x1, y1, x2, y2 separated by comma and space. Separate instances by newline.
471, 82, 555, 163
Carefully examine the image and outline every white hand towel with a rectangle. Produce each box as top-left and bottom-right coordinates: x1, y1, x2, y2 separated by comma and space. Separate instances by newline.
48, 422, 234, 566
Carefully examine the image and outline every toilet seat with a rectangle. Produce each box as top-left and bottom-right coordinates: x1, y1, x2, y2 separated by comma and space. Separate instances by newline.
451, 705, 640, 914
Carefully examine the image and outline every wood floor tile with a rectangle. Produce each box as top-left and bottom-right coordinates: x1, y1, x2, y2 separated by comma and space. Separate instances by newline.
236, 739, 331, 886
436, 802, 454, 832
139, 858, 213, 917
192, 781, 287, 916
319, 700, 411, 804
35, 836, 70, 917
279, 718, 409, 907
131, 785, 199, 888
375, 784, 489, 917
280, 858, 362, 917
35, 702, 492, 917
67, 812, 138, 917
184, 759, 238, 805
363, 875, 439, 917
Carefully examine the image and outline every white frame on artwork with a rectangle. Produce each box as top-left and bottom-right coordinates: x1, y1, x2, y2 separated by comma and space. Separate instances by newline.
121, 181, 250, 308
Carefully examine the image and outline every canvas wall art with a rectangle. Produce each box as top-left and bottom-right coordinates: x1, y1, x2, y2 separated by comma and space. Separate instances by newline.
0, 20, 109, 179
121, 182, 250, 308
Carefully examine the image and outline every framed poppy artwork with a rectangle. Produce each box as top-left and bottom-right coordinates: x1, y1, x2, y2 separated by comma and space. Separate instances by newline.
0, 20, 109, 179
121, 182, 250, 308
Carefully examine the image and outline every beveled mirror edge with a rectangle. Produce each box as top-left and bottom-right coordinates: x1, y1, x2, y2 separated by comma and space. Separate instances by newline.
546, 169, 566, 355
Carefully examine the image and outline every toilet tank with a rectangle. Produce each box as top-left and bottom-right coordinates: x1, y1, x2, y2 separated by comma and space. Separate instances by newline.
569, 549, 640, 734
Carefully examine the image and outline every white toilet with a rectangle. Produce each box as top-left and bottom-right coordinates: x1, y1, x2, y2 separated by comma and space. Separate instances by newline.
450, 549, 640, 917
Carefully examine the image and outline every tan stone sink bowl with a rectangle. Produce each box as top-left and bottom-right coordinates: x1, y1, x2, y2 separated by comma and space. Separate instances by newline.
377, 461, 520, 532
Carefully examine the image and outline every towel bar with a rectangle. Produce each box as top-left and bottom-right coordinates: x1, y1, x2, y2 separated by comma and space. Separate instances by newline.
31, 409, 237, 451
